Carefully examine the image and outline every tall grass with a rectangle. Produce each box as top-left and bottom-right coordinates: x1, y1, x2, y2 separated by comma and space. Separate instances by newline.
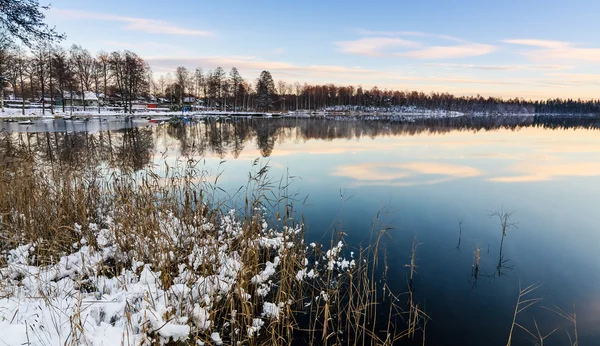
0, 139, 426, 345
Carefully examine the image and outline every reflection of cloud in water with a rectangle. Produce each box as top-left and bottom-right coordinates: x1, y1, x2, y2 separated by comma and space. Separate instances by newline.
331, 162, 481, 186
489, 162, 600, 183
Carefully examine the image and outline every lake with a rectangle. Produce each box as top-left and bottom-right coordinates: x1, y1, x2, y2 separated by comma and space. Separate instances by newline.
2, 116, 599, 346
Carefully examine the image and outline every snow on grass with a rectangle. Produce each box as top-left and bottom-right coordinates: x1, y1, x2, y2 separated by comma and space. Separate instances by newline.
0, 208, 356, 345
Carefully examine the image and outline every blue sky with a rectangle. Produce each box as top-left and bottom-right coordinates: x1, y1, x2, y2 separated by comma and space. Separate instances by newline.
44, 0, 600, 99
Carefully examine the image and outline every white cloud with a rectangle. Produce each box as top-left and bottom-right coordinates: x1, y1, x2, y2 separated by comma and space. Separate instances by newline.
337, 37, 420, 57
51, 8, 214, 37
337, 31, 496, 60
355, 29, 464, 42
399, 43, 496, 59
502, 39, 570, 49
504, 39, 600, 62
423, 63, 572, 71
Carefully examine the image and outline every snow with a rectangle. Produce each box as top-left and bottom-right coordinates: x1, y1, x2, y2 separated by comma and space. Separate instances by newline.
0, 105, 552, 122
210, 332, 223, 345
262, 302, 282, 320
0, 208, 357, 345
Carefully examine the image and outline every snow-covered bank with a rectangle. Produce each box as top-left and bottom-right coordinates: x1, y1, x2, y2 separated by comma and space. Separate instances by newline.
0, 210, 356, 345
1, 106, 596, 122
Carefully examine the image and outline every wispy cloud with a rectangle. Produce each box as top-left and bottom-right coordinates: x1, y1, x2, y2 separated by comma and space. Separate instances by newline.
145, 56, 376, 78
145, 55, 532, 86
401, 43, 496, 59
337, 37, 419, 57
502, 39, 570, 49
51, 8, 214, 37
337, 31, 496, 60
355, 29, 464, 42
269, 48, 286, 55
504, 39, 600, 62
423, 63, 572, 71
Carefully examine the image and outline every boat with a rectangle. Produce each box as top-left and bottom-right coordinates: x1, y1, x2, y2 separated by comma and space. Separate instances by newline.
18, 120, 34, 125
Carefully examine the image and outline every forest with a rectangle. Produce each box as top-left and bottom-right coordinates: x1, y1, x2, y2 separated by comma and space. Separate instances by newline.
1, 40, 599, 115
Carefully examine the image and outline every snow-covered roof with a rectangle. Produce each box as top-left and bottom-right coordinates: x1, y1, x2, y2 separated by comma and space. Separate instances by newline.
61, 90, 77, 98
83, 91, 99, 101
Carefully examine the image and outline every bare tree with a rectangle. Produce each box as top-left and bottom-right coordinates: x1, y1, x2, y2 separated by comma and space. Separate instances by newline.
164, 72, 173, 104
0, 34, 14, 113
109, 50, 149, 113
32, 42, 49, 114
51, 46, 72, 113
70, 45, 94, 111
194, 68, 203, 101
0, 0, 64, 46
212, 67, 225, 109
277, 80, 286, 111
157, 75, 165, 98
175, 66, 189, 106
229, 67, 242, 111
11, 47, 28, 115
97, 51, 110, 99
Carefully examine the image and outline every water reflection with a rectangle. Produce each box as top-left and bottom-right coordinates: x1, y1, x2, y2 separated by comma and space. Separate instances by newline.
2, 116, 600, 345
0, 127, 154, 173
4, 116, 600, 177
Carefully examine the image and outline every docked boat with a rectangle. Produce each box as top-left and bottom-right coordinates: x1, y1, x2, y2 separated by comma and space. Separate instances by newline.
18, 120, 34, 125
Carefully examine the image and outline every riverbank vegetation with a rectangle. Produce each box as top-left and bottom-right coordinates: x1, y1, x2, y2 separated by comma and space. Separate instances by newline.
0, 145, 429, 345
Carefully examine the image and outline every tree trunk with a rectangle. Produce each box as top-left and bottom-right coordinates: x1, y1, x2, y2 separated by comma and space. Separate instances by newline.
49, 58, 54, 115
81, 83, 86, 111
20, 71, 25, 116
40, 65, 45, 115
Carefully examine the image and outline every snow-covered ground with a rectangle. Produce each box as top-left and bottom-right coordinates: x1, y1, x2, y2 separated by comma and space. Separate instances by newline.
0, 210, 354, 345
2, 106, 574, 122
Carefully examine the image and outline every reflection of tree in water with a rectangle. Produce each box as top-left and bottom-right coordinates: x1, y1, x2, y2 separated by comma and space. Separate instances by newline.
115, 128, 155, 172
2, 115, 598, 169
163, 124, 208, 158
154, 115, 600, 159
0, 128, 155, 173
255, 120, 280, 157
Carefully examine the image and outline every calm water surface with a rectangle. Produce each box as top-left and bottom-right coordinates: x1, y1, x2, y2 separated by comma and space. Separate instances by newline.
3, 117, 600, 345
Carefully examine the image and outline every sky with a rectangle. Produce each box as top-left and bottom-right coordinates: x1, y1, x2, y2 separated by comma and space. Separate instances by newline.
42, 0, 600, 100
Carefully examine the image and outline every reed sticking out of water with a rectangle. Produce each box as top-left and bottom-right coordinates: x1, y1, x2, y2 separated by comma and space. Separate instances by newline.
472, 243, 481, 279
407, 236, 420, 287
490, 208, 518, 275
456, 218, 463, 249
545, 305, 579, 346
506, 282, 542, 346
516, 318, 559, 346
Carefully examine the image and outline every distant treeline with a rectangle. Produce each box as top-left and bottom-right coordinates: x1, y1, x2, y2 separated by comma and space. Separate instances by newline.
2, 38, 600, 115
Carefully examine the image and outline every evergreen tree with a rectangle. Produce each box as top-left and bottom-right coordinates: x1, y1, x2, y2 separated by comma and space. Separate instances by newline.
256, 70, 275, 111
229, 67, 242, 111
